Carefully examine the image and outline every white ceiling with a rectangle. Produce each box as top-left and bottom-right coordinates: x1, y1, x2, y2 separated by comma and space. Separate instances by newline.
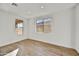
0, 3, 76, 18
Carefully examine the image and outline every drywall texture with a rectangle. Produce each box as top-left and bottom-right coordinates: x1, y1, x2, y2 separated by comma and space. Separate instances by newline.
29, 9, 72, 48
29, 10, 72, 47
0, 10, 28, 46
0, 5, 78, 52
76, 4, 79, 52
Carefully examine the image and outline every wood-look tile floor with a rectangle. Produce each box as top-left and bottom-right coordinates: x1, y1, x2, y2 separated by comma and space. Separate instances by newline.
0, 39, 79, 56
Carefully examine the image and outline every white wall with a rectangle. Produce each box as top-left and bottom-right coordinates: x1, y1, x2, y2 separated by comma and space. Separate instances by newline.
0, 5, 78, 51
76, 4, 79, 52
0, 10, 28, 46
29, 9, 72, 48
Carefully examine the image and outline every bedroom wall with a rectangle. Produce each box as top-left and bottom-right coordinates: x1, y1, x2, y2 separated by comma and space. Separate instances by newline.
0, 10, 28, 47
0, 5, 78, 51
28, 9, 72, 48
75, 4, 79, 52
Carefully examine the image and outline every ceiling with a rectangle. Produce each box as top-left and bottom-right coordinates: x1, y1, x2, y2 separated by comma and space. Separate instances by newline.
0, 3, 76, 18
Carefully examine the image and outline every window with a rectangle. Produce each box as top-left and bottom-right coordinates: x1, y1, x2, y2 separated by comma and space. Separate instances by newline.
15, 19, 24, 35
36, 16, 52, 33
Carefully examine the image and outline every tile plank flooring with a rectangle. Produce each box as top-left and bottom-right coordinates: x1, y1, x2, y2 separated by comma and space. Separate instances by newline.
0, 39, 79, 56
